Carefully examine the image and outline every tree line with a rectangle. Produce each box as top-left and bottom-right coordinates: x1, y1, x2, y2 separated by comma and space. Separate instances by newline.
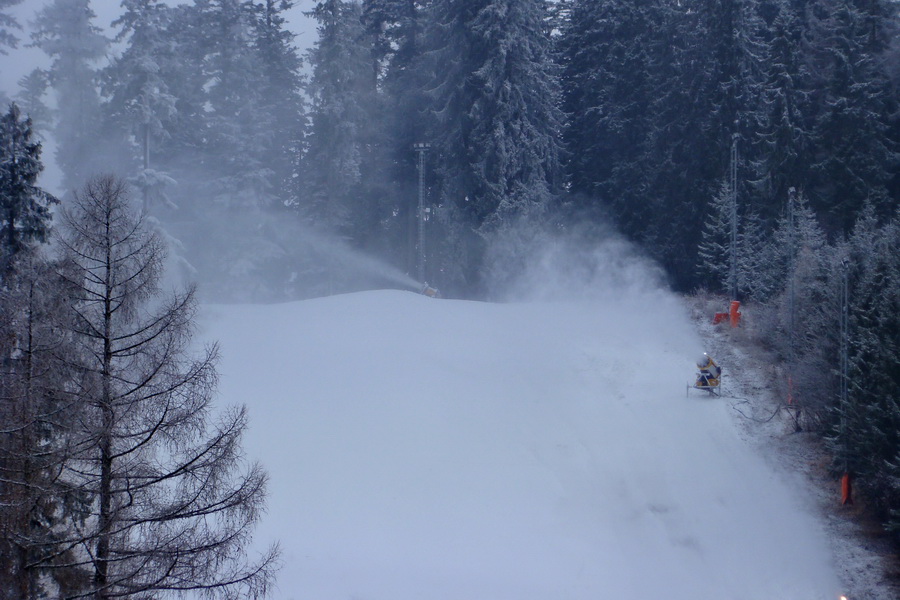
1, 0, 898, 548
0, 0, 896, 296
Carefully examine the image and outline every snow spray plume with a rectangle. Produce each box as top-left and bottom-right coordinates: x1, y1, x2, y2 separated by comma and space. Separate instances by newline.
163, 201, 421, 303
482, 215, 668, 303
481, 213, 705, 360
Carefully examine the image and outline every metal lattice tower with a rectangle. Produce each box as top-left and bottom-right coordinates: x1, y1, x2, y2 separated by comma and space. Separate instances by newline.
839, 257, 850, 464
414, 143, 430, 283
729, 133, 739, 300
788, 187, 796, 364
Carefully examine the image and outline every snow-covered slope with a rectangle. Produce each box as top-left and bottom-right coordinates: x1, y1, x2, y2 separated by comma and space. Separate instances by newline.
200, 289, 841, 600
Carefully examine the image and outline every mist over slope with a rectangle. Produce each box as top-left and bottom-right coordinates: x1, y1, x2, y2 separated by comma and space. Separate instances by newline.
199, 270, 841, 600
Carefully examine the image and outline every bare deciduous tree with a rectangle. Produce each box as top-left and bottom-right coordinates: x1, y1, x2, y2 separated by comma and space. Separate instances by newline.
50, 174, 278, 600
0, 250, 87, 600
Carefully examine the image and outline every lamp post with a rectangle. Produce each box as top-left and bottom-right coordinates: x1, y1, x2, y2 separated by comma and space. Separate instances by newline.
413, 142, 430, 283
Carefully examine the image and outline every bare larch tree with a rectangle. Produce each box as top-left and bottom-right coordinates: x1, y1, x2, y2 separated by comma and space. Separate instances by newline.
50, 174, 278, 600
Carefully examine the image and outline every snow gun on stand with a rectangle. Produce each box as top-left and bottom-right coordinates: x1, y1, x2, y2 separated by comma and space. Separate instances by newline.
420, 283, 441, 298
688, 353, 722, 396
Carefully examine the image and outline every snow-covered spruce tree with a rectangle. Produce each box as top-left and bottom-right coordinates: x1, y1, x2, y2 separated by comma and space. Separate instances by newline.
559, 0, 658, 235
160, 0, 292, 301
103, 0, 179, 213
0, 103, 57, 274
141, 2, 208, 190
361, 0, 395, 84
696, 180, 737, 295
737, 208, 774, 301
303, 0, 373, 234
695, 178, 770, 300
0, 0, 21, 53
53, 175, 279, 599
194, 0, 272, 210
423, 0, 563, 291
759, 191, 837, 427
30, 0, 109, 194
804, 0, 896, 234
249, 0, 306, 206
751, 0, 813, 223
426, 0, 562, 230
14, 70, 53, 135
832, 207, 900, 534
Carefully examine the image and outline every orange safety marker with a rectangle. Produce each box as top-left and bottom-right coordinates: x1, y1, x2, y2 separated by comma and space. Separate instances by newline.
840, 472, 853, 505
729, 300, 742, 328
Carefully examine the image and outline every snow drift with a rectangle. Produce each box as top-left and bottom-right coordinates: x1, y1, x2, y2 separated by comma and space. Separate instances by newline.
199, 284, 841, 600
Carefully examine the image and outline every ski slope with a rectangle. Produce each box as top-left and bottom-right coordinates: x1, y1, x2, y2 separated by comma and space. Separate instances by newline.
200, 289, 842, 600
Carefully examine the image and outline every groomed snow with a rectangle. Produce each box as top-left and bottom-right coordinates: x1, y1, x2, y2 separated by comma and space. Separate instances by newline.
200, 288, 842, 600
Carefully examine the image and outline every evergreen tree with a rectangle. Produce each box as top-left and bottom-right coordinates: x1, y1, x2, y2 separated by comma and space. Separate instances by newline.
805, 0, 897, 233
696, 180, 738, 294
304, 0, 373, 233
421, 0, 563, 291
149, 2, 209, 185
0, 0, 21, 53
560, 0, 657, 223
194, 0, 272, 209
14, 70, 52, 135
752, 0, 813, 222
0, 103, 57, 273
758, 191, 836, 426
834, 207, 900, 532
30, 0, 109, 193
696, 178, 771, 300
363, 0, 411, 84
425, 0, 562, 231
363, 0, 432, 272
104, 0, 179, 212
249, 0, 306, 205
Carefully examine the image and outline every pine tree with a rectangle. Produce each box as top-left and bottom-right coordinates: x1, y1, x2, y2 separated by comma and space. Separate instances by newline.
737, 208, 774, 301
147, 2, 209, 185
193, 0, 272, 209
697, 180, 736, 294
0, 103, 57, 273
53, 175, 279, 599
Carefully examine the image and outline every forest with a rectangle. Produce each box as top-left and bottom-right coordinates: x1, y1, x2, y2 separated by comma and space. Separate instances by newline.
1, 0, 899, 598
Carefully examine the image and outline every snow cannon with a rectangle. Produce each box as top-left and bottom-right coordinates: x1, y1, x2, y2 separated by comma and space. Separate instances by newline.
691, 353, 722, 395
420, 283, 441, 298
